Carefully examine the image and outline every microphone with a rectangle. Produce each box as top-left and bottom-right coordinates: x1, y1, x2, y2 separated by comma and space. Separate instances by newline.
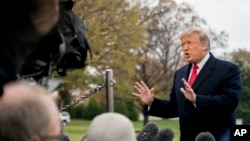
137, 122, 159, 141
154, 128, 174, 141
61, 132, 70, 141
195, 131, 216, 141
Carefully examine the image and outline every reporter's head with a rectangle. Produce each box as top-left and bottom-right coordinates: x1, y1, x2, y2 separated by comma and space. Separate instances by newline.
87, 112, 136, 141
0, 81, 61, 141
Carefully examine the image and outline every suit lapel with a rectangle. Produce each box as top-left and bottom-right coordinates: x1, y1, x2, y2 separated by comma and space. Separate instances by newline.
177, 64, 192, 104
192, 53, 216, 90
184, 63, 192, 81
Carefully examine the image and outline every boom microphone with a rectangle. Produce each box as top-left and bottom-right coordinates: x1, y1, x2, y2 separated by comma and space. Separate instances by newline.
137, 122, 159, 141
195, 131, 215, 141
154, 128, 174, 141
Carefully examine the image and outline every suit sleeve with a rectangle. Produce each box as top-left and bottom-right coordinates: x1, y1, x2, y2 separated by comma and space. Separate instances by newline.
195, 63, 241, 114
145, 73, 179, 118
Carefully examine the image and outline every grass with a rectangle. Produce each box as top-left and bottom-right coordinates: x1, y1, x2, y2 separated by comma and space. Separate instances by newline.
64, 119, 180, 141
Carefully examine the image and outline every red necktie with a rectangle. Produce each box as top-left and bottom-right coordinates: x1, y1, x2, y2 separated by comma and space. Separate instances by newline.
189, 64, 198, 86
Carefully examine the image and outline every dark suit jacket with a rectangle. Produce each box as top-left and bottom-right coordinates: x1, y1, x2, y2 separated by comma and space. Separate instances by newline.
146, 53, 241, 141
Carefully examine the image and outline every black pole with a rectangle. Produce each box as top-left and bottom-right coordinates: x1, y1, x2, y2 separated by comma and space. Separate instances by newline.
105, 69, 113, 112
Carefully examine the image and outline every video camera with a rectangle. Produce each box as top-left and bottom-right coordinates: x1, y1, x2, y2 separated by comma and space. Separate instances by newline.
19, 0, 91, 90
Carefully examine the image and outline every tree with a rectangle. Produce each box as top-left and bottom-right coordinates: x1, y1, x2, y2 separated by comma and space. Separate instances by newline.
55, 0, 147, 116
54, 0, 229, 123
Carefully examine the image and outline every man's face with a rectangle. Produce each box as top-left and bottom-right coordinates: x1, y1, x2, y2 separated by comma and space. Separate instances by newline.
181, 33, 206, 64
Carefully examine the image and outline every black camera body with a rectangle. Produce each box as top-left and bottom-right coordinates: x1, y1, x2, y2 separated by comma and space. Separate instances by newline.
19, 0, 91, 83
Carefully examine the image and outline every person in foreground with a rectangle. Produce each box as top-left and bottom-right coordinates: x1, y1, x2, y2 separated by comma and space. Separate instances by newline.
84, 112, 136, 141
0, 0, 59, 95
133, 27, 241, 141
0, 81, 63, 141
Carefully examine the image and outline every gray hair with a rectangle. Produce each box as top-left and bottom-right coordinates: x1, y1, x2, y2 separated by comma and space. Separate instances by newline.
0, 82, 52, 141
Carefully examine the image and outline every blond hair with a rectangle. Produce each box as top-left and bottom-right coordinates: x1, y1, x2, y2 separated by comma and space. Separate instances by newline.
181, 27, 210, 50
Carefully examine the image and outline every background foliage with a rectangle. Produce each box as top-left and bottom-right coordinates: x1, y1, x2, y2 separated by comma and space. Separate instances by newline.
55, 0, 249, 125
229, 49, 250, 123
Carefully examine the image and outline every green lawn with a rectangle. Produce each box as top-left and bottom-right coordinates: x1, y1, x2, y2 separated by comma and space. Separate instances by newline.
64, 119, 180, 141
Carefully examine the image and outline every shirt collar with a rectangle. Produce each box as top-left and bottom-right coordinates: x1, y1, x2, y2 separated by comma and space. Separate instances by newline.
196, 53, 210, 70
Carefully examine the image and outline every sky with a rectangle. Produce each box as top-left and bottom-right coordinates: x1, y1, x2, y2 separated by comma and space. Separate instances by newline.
174, 0, 250, 56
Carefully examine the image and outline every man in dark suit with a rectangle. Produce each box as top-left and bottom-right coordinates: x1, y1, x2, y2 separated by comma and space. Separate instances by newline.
133, 28, 241, 141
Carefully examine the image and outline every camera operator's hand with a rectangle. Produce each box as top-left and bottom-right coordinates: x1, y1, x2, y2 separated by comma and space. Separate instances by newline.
30, 0, 60, 36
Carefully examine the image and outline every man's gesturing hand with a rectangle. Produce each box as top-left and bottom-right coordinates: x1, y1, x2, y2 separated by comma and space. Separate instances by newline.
132, 81, 154, 106
180, 78, 196, 103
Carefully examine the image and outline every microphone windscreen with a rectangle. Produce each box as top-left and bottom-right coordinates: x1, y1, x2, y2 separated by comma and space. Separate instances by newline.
137, 122, 159, 141
154, 128, 174, 141
195, 131, 216, 141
